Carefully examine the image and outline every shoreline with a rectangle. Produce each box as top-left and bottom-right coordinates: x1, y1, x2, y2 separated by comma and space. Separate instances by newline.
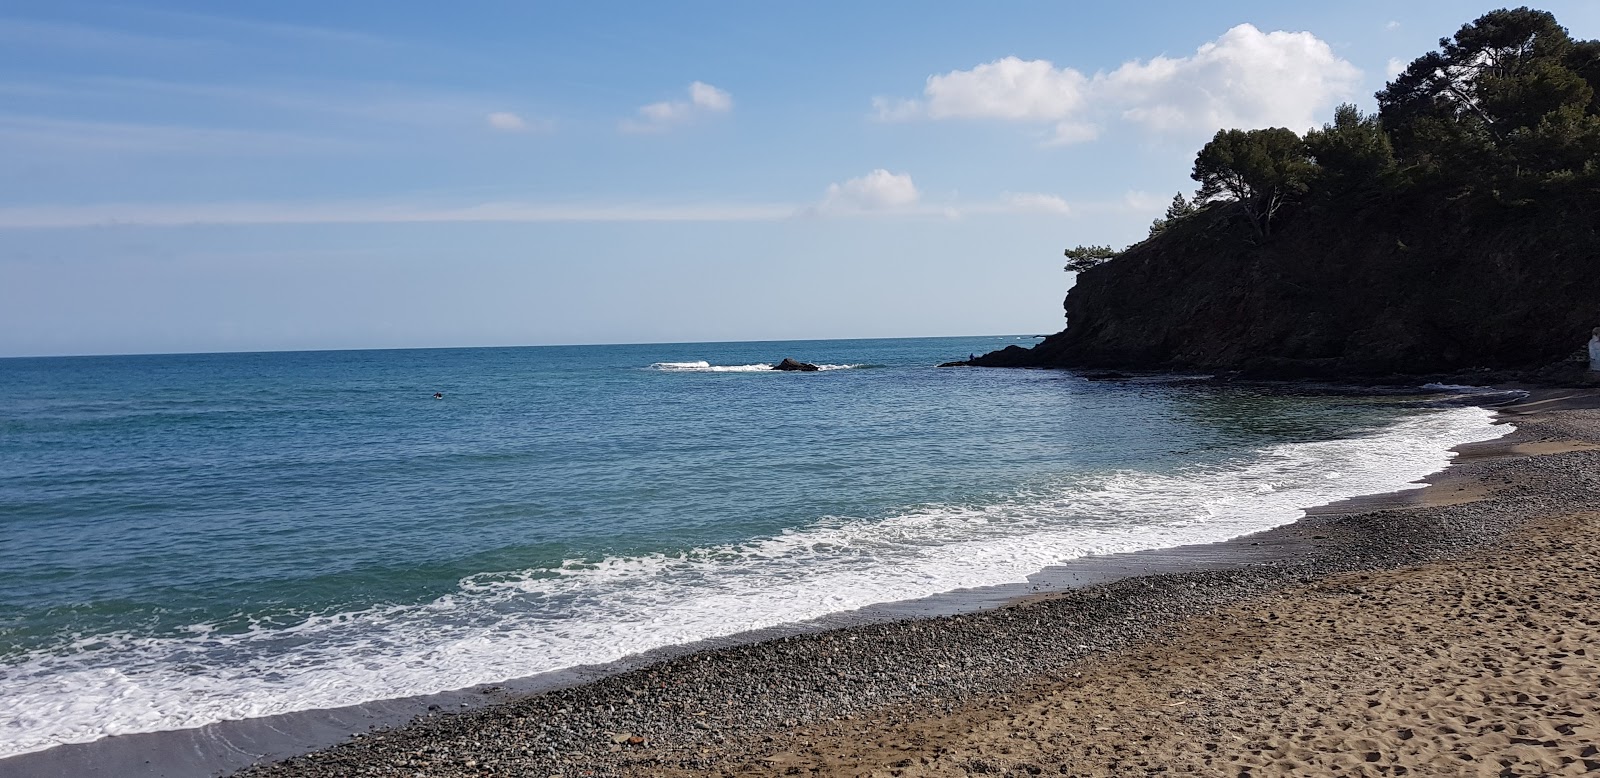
4, 387, 1584, 778
671, 390, 1600, 776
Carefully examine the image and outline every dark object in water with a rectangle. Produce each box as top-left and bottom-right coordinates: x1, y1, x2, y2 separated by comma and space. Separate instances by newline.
433, 392, 444, 399
773, 358, 820, 372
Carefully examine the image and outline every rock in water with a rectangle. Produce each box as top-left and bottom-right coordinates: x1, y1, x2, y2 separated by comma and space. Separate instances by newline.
773, 358, 821, 372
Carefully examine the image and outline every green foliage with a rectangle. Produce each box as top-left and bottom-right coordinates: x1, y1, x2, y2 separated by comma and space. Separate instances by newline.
1148, 193, 1197, 237
1063, 244, 1118, 273
1191, 128, 1314, 238
1304, 104, 1396, 197
1057, 7, 1600, 275
1376, 7, 1600, 185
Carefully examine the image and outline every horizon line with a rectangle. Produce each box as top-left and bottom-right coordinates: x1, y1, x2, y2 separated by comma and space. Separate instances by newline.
0, 332, 1051, 361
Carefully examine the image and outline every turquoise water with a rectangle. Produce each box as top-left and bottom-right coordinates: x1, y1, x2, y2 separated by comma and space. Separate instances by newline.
0, 336, 1501, 756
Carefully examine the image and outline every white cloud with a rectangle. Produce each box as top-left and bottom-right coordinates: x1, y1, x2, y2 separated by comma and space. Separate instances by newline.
811, 174, 1070, 219
485, 112, 529, 131
621, 81, 733, 133
688, 81, 732, 112
873, 23, 1360, 142
1385, 20, 1401, 31
1000, 192, 1071, 215
821, 169, 921, 212
1104, 24, 1360, 133
879, 56, 1088, 122
1386, 57, 1407, 79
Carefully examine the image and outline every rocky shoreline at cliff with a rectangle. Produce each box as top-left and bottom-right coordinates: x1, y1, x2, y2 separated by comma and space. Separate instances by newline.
944, 194, 1600, 384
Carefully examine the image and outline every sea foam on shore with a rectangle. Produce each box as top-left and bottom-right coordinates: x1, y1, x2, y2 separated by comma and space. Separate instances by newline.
0, 404, 1501, 759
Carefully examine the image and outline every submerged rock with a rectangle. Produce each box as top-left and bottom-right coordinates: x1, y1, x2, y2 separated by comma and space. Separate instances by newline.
773, 358, 820, 372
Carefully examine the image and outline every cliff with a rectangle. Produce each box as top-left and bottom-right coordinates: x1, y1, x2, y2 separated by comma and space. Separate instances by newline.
955, 8, 1600, 382
967, 193, 1600, 380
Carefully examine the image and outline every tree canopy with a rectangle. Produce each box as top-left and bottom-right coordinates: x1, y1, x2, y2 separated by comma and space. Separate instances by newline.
1148, 193, 1198, 238
1063, 244, 1118, 273
1092, 7, 1600, 256
1191, 127, 1314, 238
1303, 103, 1396, 198
1376, 7, 1600, 186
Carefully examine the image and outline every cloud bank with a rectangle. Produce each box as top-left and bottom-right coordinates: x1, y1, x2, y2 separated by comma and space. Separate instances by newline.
0, 178, 1077, 229
876, 24, 1360, 144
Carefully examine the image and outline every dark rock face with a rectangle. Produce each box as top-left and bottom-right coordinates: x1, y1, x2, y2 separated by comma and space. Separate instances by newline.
773, 358, 821, 372
968, 199, 1600, 379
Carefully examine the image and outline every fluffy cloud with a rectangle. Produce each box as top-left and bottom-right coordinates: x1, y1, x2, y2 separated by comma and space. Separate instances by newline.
891, 56, 1088, 121
621, 81, 732, 133
687, 81, 732, 112
874, 24, 1360, 143
485, 111, 529, 131
821, 169, 920, 212
1104, 24, 1359, 133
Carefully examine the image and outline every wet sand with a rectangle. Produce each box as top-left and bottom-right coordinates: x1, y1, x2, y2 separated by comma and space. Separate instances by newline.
10, 388, 1599, 778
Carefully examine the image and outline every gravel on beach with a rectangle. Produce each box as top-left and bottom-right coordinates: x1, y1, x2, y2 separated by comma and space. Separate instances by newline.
235, 392, 1600, 778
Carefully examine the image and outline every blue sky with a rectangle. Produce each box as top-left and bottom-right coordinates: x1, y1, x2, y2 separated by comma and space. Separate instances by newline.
3, 1, 1597, 357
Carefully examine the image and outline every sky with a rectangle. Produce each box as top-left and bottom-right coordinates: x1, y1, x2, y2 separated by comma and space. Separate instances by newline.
3, 1, 1598, 357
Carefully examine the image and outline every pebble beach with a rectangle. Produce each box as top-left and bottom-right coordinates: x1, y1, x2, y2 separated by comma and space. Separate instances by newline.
201, 388, 1600, 778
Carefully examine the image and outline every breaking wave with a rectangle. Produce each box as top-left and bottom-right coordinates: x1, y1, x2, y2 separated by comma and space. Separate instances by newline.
646, 360, 865, 372
0, 406, 1504, 758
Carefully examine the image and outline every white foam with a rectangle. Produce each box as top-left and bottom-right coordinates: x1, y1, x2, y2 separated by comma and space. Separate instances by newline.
645, 360, 863, 372
0, 407, 1505, 758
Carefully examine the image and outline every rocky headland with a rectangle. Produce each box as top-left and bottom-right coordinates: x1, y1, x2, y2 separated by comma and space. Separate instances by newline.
958, 197, 1600, 382
956, 8, 1600, 383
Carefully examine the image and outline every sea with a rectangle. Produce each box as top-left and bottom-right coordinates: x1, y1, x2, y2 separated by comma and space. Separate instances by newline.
0, 335, 1505, 760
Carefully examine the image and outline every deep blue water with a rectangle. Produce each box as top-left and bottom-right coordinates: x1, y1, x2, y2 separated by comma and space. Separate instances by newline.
0, 336, 1500, 756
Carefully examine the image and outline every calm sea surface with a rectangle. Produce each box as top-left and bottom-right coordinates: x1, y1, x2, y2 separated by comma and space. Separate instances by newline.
0, 336, 1501, 757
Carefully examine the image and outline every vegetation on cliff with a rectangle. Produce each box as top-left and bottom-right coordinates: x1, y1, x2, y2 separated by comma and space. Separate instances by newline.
990, 7, 1600, 379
